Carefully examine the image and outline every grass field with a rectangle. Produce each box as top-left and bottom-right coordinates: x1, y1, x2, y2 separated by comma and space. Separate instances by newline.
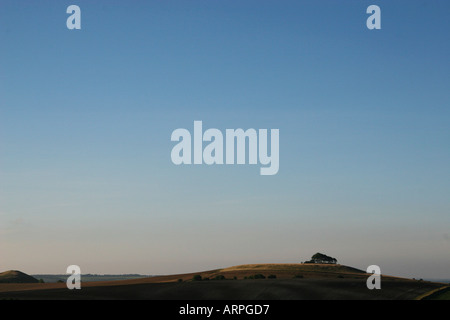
0, 278, 444, 300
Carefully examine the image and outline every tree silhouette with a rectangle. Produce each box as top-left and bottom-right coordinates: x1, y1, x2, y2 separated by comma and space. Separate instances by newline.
306, 253, 337, 264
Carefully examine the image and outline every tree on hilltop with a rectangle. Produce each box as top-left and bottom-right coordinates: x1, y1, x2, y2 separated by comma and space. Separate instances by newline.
305, 253, 337, 264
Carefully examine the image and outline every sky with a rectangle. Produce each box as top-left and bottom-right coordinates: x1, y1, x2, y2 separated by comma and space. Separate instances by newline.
0, 0, 449, 279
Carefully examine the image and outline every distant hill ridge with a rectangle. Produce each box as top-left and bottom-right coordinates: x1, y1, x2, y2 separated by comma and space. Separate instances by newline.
0, 270, 39, 284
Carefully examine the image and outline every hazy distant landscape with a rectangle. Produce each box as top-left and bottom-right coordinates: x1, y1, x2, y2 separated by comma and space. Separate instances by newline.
31, 274, 153, 284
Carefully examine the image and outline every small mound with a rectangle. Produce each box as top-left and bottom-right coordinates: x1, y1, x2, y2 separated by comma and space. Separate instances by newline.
0, 270, 39, 284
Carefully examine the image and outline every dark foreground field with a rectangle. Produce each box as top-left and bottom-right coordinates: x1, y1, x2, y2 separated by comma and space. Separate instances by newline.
0, 278, 444, 300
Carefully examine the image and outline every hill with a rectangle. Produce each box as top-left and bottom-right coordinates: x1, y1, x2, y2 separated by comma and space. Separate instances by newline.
216, 263, 366, 279
0, 264, 446, 300
0, 270, 39, 284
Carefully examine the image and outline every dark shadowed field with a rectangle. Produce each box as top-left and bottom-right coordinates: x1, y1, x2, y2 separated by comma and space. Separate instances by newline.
0, 278, 444, 300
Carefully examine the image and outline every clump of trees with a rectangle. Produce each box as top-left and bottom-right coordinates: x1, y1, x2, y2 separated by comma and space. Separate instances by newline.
244, 274, 266, 280
192, 275, 202, 281
304, 253, 337, 264
192, 274, 229, 281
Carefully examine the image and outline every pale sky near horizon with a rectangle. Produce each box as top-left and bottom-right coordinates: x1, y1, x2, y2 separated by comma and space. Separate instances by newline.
1, 0, 449, 279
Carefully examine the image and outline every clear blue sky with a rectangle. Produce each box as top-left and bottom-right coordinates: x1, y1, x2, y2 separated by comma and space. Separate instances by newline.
1, 0, 449, 278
